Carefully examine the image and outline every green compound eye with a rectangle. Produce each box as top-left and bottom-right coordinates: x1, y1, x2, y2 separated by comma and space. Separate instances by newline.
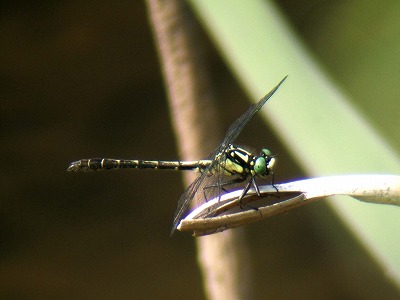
254, 157, 267, 175
261, 148, 272, 157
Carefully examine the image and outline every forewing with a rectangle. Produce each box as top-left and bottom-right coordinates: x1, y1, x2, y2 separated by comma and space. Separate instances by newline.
219, 76, 287, 150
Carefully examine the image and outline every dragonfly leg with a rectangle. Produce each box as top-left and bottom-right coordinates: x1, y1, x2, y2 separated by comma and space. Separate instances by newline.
238, 178, 259, 210
202, 175, 247, 202
239, 176, 279, 212
270, 172, 279, 193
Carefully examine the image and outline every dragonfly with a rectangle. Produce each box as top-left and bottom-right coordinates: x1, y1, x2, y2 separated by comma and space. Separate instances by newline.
68, 76, 287, 235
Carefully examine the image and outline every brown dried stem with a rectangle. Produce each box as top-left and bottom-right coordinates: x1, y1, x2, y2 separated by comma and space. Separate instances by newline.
145, 1, 253, 299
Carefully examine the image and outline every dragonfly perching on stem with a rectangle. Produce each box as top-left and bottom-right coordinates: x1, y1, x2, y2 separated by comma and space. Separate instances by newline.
68, 76, 287, 235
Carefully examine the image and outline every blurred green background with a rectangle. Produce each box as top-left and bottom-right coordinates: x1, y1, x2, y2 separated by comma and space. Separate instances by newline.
1, 0, 400, 299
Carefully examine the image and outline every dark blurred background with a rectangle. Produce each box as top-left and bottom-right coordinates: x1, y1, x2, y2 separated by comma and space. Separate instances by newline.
1, 1, 399, 299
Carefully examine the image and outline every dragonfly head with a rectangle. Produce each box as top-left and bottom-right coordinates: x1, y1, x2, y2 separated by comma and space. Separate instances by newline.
253, 148, 276, 177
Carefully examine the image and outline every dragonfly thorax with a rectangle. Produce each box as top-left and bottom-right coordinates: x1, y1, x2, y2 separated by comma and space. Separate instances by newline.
220, 144, 275, 178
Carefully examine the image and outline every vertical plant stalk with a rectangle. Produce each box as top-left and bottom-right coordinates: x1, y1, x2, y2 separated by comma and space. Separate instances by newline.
145, 0, 253, 299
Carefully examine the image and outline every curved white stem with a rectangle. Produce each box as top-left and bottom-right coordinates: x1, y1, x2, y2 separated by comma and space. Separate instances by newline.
179, 175, 400, 236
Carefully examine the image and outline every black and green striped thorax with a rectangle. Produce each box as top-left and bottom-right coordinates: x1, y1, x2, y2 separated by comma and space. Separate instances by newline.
213, 144, 276, 178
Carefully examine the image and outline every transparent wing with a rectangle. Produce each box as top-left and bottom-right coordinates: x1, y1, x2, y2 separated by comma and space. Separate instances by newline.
217, 76, 287, 151
171, 156, 229, 234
